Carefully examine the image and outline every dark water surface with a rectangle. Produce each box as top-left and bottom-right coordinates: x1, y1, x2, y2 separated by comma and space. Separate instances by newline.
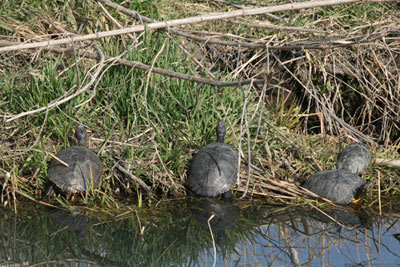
1, 199, 400, 266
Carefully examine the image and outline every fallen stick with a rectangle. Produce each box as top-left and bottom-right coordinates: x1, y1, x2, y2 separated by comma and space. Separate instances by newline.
115, 163, 155, 198
375, 158, 400, 168
0, 0, 390, 53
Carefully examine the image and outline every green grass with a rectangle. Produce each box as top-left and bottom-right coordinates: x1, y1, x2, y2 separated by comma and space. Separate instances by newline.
0, 0, 399, 212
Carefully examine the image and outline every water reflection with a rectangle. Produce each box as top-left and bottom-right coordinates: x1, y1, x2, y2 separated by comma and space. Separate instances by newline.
306, 206, 370, 228
189, 198, 240, 249
0, 202, 399, 266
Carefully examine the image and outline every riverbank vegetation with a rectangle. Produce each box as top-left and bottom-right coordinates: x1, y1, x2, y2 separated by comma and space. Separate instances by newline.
1, 0, 399, 212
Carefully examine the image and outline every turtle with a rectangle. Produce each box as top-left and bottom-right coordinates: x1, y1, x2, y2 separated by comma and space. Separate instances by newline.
302, 169, 365, 204
48, 125, 102, 193
187, 121, 238, 198
336, 143, 370, 174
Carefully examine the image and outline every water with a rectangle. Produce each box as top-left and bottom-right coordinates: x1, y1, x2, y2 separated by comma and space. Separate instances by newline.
1, 199, 399, 266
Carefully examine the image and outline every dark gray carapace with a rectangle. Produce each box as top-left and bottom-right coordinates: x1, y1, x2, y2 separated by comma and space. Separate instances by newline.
188, 121, 238, 198
303, 169, 365, 204
337, 143, 370, 174
48, 125, 102, 193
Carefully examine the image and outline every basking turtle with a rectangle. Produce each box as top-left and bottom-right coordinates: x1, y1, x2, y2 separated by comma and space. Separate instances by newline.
303, 169, 365, 204
188, 121, 238, 198
48, 125, 102, 193
337, 143, 370, 174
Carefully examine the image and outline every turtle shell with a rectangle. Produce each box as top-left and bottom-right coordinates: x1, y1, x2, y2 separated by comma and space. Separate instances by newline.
336, 143, 370, 174
48, 145, 102, 193
303, 169, 365, 204
188, 142, 238, 197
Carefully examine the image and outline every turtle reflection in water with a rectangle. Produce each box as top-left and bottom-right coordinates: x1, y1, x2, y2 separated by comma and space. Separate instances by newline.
336, 143, 370, 174
50, 209, 93, 240
307, 206, 370, 228
189, 198, 240, 247
188, 121, 238, 198
48, 125, 102, 194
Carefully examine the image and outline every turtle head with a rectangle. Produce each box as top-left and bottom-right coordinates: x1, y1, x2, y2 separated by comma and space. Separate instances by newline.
216, 121, 226, 143
75, 125, 88, 147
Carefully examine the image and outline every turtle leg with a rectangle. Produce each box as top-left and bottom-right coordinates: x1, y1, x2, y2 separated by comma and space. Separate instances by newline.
352, 182, 366, 204
223, 190, 233, 199
352, 196, 362, 204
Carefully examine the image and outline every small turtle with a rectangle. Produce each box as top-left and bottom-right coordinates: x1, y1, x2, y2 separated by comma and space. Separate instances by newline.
188, 121, 238, 198
303, 169, 365, 205
337, 143, 370, 174
48, 125, 102, 193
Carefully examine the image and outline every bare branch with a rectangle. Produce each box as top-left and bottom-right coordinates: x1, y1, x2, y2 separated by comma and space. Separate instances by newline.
96, 0, 396, 51
0, 41, 264, 88
0, 0, 389, 53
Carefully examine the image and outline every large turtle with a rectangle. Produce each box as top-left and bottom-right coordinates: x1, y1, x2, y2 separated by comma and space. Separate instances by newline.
48, 125, 102, 193
188, 121, 238, 198
336, 143, 370, 174
303, 169, 365, 204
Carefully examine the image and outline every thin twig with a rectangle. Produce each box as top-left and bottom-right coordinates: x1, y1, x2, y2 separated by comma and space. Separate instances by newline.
169, 29, 392, 50
115, 163, 154, 198
310, 204, 346, 227
378, 171, 381, 216
97, 1, 136, 43
47, 152, 69, 167
207, 214, 217, 267
30, 106, 49, 149
253, 79, 268, 148
232, 20, 328, 33
240, 85, 252, 199
96, 0, 152, 23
